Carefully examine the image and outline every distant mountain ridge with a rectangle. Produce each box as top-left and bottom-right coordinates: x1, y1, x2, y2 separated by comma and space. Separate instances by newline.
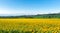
0, 13, 60, 18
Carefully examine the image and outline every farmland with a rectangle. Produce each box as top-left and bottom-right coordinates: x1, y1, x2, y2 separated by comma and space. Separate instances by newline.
0, 19, 60, 33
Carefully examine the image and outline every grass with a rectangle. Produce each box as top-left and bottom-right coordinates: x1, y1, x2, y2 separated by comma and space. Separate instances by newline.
0, 19, 60, 33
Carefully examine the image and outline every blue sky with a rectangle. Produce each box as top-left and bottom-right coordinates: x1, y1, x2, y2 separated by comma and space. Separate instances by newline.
0, 0, 60, 16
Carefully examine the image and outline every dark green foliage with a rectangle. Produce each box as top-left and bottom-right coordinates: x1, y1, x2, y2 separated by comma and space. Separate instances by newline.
10, 30, 20, 33
0, 30, 9, 33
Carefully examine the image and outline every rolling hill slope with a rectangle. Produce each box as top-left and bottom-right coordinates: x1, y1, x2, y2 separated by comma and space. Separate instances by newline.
0, 13, 60, 18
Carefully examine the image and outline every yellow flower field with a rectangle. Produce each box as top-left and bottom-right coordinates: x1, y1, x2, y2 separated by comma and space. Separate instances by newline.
0, 19, 60, 33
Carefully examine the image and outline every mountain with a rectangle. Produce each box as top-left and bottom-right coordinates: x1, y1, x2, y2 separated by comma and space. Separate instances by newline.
0, 13, 60, 18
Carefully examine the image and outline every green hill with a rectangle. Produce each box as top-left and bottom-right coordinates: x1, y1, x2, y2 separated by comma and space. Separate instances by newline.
0, 13, 60, 18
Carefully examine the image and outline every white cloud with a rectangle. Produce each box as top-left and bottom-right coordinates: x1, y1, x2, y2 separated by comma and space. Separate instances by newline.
0, 8, 60, 16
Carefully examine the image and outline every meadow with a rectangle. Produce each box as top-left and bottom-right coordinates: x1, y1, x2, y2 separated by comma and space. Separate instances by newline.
0, 19, 60, 33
